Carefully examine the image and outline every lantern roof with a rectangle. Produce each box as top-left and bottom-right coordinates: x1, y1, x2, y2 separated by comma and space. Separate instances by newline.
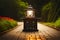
28, 5, 33, 8
27, 5, 34, 10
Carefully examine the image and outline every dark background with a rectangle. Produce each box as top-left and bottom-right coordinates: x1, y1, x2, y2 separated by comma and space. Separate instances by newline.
0, 0, 60, 22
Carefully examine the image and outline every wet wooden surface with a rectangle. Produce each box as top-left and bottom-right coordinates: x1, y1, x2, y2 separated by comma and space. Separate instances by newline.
0, 22, 60, 40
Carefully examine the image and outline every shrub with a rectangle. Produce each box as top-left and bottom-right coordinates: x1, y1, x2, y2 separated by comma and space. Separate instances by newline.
0, 16, 17, 32
54, 17, 60, 28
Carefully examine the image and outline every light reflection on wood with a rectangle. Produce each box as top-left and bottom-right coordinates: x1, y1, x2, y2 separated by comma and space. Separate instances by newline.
26, 34, 42, 40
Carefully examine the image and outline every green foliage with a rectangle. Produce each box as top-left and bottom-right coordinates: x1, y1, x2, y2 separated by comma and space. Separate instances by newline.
0, 0, 28, 20
0, 17, 17, 32
16, 0, 28, 20
41, 2, 59, 22
41, 2, 53, 22
42, 2, 52, 12
17, 1, 28, 8
42, 22, 54, 27
54, 17, 60, 27
42, 17, 60, 28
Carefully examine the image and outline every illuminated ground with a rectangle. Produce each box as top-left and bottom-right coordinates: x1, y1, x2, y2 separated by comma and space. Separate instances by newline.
0, 22, 60, 40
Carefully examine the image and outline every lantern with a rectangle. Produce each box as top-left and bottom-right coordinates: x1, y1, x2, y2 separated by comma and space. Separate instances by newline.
23, 5, 38, 32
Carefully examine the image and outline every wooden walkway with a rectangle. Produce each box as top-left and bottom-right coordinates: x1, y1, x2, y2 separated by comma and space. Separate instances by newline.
0, 22, 60, 40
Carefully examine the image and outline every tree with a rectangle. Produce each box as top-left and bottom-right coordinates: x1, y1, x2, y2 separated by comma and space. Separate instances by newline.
41, 2, 53, 22
0, 0, 28, 20
41, 0, 60, 22
16, 0, 28, 20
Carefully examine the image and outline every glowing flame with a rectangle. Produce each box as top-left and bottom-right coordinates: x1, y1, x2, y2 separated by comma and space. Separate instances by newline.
27, 10, 34, 17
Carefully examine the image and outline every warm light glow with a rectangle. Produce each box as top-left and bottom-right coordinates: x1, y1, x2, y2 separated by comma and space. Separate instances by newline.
27, 10, 34, 18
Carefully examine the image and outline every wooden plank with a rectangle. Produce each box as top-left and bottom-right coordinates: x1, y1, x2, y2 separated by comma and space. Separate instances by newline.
0, 22, 60, 40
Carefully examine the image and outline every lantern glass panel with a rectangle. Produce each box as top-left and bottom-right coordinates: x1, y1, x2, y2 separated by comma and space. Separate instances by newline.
26, 10, 34, 18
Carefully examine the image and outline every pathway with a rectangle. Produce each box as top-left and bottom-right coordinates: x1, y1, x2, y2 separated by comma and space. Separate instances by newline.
0, 22, 60, 40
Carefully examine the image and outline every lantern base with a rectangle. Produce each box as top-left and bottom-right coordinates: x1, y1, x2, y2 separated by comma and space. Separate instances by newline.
23, 29, 38, 32
23, 18, 38, 32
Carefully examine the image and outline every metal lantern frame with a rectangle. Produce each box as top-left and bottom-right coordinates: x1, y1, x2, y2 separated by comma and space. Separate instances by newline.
23, 5, 38, 32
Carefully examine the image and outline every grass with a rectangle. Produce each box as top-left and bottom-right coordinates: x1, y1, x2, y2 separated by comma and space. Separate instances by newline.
41, 17, 60, 30
54, 18, 60, 28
